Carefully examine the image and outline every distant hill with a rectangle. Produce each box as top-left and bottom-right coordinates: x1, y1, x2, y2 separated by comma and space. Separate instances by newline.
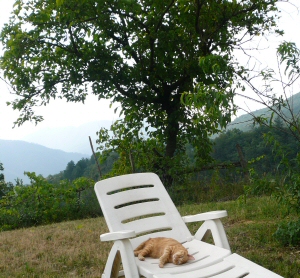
0, 140, 88, 184
227, 92, 300, 132
22, 120, 113, 154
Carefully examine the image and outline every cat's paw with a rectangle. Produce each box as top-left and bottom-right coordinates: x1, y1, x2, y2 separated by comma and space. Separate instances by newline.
138, 255, 145, 261
159, 263, 164, 268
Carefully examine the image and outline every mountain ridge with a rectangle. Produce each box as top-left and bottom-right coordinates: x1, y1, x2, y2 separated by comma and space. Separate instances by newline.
22, 120, 113, 154
0, 139, 88, 184
227, 92, 300, 132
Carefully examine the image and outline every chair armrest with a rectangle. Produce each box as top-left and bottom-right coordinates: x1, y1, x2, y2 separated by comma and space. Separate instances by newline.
100, 230, 136, 242
182, 210, 228, 223
183, 210, 231, 251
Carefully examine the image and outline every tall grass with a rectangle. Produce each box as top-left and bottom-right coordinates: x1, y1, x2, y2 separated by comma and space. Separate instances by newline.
169, 170, 245, 205
0, 196, 298, 277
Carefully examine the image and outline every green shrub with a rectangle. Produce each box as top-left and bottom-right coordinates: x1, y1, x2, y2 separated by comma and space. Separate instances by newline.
0, 172, 101, 231
274, 220, 300, 246
245, 133, 300, 246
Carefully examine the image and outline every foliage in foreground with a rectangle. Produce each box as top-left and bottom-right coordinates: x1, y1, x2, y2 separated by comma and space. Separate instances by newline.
245, 132, 300, 246
0, 172, 101, 231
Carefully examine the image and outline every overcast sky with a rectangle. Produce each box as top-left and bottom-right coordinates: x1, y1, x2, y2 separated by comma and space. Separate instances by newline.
1, 0, 300, 141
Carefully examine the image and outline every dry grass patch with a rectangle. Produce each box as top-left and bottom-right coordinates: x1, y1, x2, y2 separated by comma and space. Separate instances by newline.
0, 218, 111, 277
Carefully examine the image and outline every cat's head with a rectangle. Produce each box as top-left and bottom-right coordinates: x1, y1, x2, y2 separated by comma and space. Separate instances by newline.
172, 250, 195, 265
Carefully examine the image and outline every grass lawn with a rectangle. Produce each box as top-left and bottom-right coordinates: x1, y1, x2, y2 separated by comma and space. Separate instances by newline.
0, 196, 299, 277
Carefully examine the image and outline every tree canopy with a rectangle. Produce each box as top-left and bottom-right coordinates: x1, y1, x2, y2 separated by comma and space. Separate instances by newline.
0, 162, 4, 183
0, 162, 13, 198
1, 0, 282, 177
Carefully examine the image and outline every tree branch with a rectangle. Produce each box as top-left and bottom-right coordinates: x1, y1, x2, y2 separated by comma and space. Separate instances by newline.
154, 0, 175, 33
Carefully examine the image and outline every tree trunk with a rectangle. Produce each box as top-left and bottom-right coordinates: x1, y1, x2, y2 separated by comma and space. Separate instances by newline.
164, 94, 181, 159
163, 100, 181, 186
165, 120, 179, 159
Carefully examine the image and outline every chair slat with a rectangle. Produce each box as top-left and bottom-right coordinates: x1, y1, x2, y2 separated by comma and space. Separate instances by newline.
122, 215, 172, 234
95, 172, 163, 193
103, 187, 163, 208
152, 261, 234, 278
209, 266, 249, 278
117, 201, 167, 222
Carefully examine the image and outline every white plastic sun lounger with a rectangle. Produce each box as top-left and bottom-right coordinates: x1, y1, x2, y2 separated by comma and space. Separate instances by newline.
94, 173, 283, 278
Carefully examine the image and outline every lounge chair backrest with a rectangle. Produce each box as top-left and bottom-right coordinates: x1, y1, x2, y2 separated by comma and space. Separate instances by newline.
94, 173, 192, 248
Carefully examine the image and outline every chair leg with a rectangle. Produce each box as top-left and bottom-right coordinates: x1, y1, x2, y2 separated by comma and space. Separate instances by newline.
102, 240, 140, 278
102, 244, 120, 278
195, 219, 231, 251
111, 251, 121, 278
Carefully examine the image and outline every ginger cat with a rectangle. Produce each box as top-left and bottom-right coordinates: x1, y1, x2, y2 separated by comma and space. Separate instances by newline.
134, 237, 195, 268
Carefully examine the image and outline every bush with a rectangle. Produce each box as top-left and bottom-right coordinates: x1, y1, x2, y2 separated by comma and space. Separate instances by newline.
274, 220, 300, 246
0, 172, 101, 231
245, 133, 300, 246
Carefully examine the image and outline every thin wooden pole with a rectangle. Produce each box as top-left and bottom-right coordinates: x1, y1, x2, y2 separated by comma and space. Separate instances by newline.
129, 149, 136, 173
236, 143, 249, 179
89, 136, 102, 179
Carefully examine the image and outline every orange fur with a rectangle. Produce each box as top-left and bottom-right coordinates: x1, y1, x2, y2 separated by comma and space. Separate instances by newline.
134, 237, 194, 268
